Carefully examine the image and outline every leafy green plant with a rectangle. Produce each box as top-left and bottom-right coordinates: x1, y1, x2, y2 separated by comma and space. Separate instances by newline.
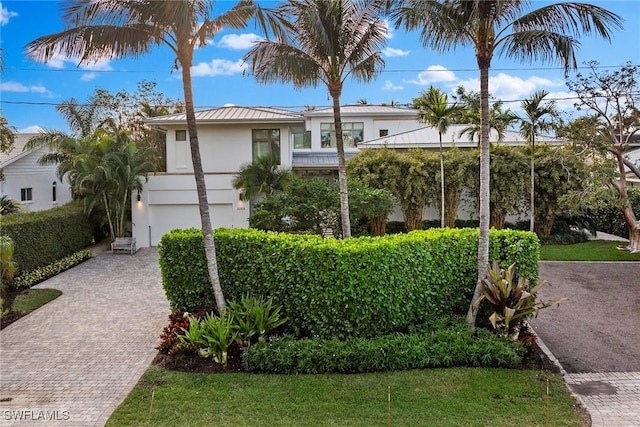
13, 250, 93, 288
0, 196, 21, 216
199, 312, 237, 366
473, 261, 567, 339
0, 236, 18, 290
229, 295, 287, 346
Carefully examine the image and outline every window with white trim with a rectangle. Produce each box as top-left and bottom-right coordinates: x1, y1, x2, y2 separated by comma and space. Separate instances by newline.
252, 129, 281, 163
320, 122, 363, 148
21, 187, 32, 202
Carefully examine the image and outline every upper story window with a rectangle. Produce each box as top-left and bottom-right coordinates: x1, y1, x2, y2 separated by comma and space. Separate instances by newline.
175, 130, 187, 141
21, 187, 32, 202
252, 129, 281, 164
321, 122, 363, 148
379, 129, 389, 137
293, 130, 311, 149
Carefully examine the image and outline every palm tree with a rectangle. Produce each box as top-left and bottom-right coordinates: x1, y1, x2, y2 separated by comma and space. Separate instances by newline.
27, 0, 265, 314
413, 86, 463, 227
518, 90, 557, 232
232, 153, 293, 202
243, 0, 387, 238
391, 0, 622, 327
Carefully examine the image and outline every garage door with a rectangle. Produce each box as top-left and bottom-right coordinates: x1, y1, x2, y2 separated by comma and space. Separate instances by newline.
147, 204, 233, 246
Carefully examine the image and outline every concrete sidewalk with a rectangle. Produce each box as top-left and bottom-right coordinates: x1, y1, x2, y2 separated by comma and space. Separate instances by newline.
0, 248, 169, 426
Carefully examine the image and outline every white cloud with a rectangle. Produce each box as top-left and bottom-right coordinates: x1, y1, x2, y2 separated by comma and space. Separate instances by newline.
218, 33, 263, 50
191, 59, 246, 77
456, 73, 564, 101
18, 125, 44, 134
31, 51, 114, 77
0, 2, 17, 26
382, 20, 394, 40
1, 81, 47, 93
81, 72, 97, 82
405, 65, 457, 85
383, 80, 403, 91
382, 47, 410, 58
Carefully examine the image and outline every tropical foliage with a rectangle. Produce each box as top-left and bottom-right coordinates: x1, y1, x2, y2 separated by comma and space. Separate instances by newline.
27, 0, 272, 314
566, 62, 640, 252
232, 154, 293, 201
390, 0, 622, 327
244, 0, 388, 238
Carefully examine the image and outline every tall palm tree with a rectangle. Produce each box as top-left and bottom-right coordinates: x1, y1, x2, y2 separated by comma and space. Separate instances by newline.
232, 153, 293, 202
413, 86, 463, 227
27, 0, 265, 314
243, 0, 387, 238
518, 89, 557, 232
391, 0, 622, 327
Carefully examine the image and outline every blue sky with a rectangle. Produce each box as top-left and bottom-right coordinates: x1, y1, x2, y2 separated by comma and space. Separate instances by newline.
1, 0, 639, 133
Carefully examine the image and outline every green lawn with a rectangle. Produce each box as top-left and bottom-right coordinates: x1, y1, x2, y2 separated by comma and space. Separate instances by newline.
541, 240, 640, 261
10, 288, 62, 314
107, 366, 584, 427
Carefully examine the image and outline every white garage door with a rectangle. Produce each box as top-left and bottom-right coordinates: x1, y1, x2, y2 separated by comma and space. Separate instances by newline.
148, 204, 233, 246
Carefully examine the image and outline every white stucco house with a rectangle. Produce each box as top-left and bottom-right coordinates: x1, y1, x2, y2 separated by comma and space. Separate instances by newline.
0, 133, 72, 212
134, 104, 565, 247
134, 105, 424, 247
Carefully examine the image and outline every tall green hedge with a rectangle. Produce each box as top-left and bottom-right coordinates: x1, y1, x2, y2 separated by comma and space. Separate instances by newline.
0, 202, 94, 273
159, 227, 539, 339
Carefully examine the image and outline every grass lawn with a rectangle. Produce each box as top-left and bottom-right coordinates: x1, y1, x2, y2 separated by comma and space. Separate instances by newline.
541, 240, 640, 262
10, 288, 62, 313
107, 366, 584, 427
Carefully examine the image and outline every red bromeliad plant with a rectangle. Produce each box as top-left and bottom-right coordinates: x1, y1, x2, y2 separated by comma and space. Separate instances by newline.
473, 261, 567, 340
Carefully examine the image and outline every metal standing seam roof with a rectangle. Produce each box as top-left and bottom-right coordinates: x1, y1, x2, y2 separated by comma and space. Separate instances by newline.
360, 125, 561, 148
304, 104, 419, 116
144, 106, 304, 124
0, 133, 39, 167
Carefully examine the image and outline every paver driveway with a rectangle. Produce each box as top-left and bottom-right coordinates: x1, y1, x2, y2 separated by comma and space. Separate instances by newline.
0, 248, 169, 426
530, 261, 640, 427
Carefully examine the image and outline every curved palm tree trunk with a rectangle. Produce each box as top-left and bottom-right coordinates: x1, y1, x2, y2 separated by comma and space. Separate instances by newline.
439, 132, 445, 228
467, 61, 491, 328
614, 153, 640, 252
530, 133, 535, 232
181, 59, 226, 314
103, 193, 116, 240
330, 86, 351, 238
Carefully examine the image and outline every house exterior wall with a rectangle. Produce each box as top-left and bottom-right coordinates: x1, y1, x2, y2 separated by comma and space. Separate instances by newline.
0, 147, 72, 212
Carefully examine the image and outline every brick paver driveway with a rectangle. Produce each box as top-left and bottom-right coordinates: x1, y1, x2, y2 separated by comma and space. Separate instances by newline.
0, 248, 169, 426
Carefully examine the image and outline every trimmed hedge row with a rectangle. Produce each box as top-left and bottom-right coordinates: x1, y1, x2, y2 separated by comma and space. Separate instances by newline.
159, 227, 539, 339
0, 202, 94, 273
14, 250, 93, 288
243, 321, 524, 374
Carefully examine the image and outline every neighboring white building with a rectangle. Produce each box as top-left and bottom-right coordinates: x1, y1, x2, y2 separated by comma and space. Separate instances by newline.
0, 133, 72, 212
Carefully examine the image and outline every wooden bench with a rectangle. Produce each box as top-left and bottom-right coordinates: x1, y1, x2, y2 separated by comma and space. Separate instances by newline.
111, 237, 136, 254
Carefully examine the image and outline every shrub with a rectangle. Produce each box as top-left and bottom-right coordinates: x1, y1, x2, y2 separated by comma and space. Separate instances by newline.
159, 227, 539, 339
242, 319, 524, 374
0, 202, 94, 273
592, 187, 640, 238
13, 250, 93, 288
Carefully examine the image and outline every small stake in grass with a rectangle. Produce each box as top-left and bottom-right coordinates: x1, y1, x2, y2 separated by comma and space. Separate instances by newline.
387, 386, 391, 427
545, 378, 550, 427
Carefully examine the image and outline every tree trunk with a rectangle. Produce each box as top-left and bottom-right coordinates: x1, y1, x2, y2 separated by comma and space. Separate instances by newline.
490, 207, 506, 230
444, 189, 461, 228
627, 225, 640, 253
530, 133, 535, 232
370, 218, 387, 236
613, 152, 640, 253
181, 56, 226, 314
405, 207, 423, 232
535, 215, 555, 239
329, 83, 351, 238
439, 132, 445, 228
467, 58, 491, 328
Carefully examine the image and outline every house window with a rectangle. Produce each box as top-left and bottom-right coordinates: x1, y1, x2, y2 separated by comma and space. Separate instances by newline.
52, 182, 57, 202
175, 130, 187, 141
293, 131, 311, 149
21, 187, 32, 202
252, 129, 281, 163
379, 129, 389, 137
320, 122, 363, 148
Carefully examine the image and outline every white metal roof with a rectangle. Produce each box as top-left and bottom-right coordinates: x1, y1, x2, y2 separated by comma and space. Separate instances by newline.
304, 104, 419, 117
360, 125, 560, 148
145, 106, 304, 125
